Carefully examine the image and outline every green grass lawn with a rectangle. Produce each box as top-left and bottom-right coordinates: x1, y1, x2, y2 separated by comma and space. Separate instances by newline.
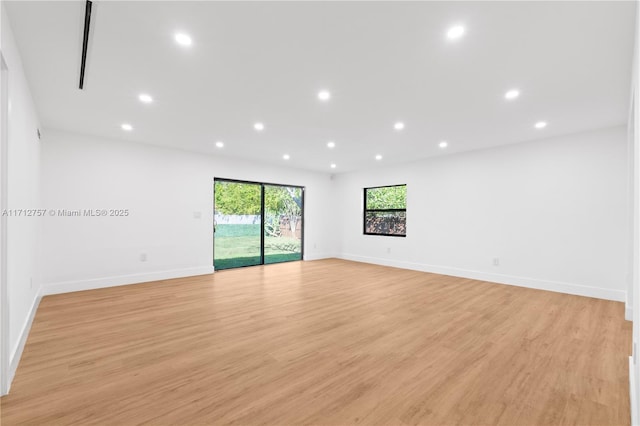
214, 224, 302, 270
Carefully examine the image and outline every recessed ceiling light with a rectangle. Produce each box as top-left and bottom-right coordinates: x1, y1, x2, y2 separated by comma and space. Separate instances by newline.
534, 121, 547, 129
330, 163, 337, 169
318, 90, 331, 101
174, 33, 192, 47
121, 123, 133, 131
254, 122, 265, 131
138, 93, 153, 104
215, 141, 224, 148
446, 25, 466, 40
283, 154, 290, 160
439, 141, 448, 148
504, 89, 520, 100
394, 122, 405, 131
375, 154, 382, 160
327, 141, 335, 148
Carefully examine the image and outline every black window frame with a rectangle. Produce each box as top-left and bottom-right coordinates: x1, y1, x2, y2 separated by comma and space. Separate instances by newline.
363, 184, 407, 237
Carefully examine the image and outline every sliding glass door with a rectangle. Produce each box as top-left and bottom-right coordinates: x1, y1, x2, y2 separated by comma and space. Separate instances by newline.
264, 185, 303, 264
213, 180, 262, 270
214, 179, 303, 270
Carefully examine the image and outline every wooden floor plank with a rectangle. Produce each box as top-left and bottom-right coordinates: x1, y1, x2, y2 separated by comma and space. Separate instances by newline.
0, 259, 631, 425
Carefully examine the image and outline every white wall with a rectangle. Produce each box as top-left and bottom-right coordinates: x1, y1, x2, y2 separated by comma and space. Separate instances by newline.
629, 4, 639, 424
1, 2, 42, 389
334, 126, 628, 301
629, 91, 636, 323
40, 125, 630, 303
0, 0, 6, 396
39, 129, 336, 294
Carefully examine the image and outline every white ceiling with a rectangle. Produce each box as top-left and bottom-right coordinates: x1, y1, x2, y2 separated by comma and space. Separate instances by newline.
5, 1, 636, 173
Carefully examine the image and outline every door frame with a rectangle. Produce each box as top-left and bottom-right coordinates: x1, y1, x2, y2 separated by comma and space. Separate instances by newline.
213, 177, 305, 269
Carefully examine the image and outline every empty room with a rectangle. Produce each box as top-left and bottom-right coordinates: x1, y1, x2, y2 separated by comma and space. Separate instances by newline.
0, 0, 639, 425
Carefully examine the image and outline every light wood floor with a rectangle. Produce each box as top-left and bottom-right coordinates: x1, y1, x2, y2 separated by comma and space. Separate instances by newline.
0, 259, 631, 425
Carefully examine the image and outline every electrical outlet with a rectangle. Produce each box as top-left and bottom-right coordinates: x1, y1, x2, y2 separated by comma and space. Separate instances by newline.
140, 253, 148, 262
493, 257, 500, 266
387, 247, 391, 254
193, 211, 202, 219
313, 243, 317, 249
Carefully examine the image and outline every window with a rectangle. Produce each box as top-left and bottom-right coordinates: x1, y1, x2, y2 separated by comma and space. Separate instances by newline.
363, 185, 406, 237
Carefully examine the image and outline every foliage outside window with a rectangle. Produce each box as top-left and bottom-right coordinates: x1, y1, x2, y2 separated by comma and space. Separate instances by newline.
264, 186, 302, 239
214, 183, 302, 238
214, 181, 261, 215
363, 185, 407, 237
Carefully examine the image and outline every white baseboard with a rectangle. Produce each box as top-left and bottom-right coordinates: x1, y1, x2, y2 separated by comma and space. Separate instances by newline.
8, 285, 42, 393
338, 254, 626, 302
42, 266, 215, 296
631, 356, 638, 426
304, 253, 334, 261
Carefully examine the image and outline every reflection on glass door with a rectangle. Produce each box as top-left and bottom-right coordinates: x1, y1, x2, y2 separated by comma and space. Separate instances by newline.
264, 185, 303, 264
214, 180, 262, 270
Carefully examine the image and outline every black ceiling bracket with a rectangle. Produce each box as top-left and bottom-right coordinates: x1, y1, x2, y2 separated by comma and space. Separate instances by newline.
79, 0, 93, 90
